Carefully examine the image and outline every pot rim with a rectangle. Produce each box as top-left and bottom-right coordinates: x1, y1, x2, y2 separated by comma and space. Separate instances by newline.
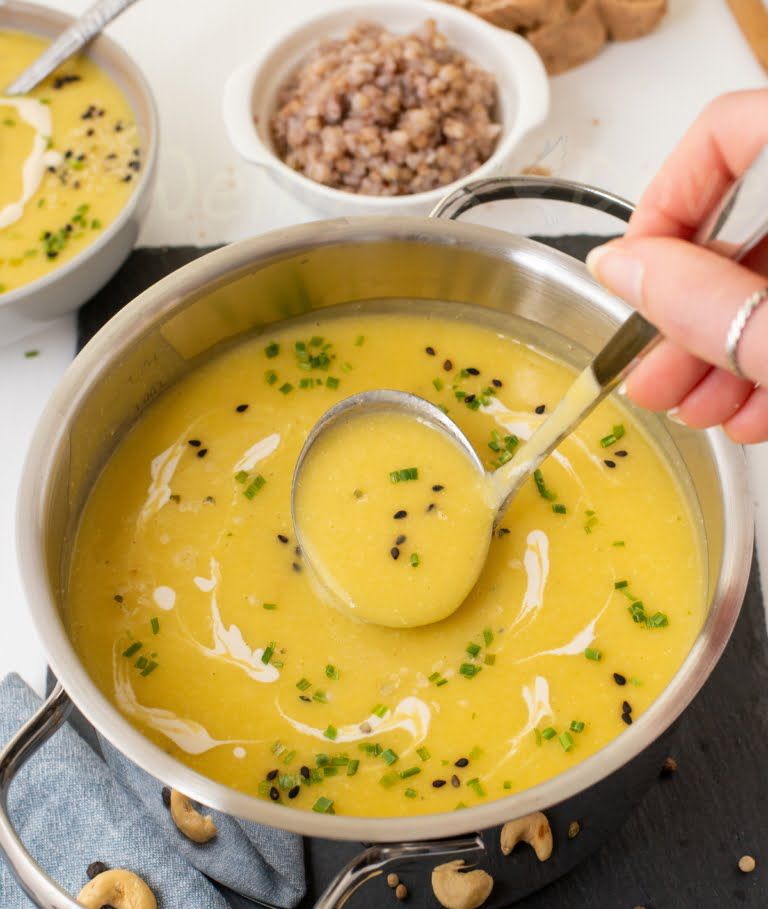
17, 217, 753, 842
0, 0, 159, 313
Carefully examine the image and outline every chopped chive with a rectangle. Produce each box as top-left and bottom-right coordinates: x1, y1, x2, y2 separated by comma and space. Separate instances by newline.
459, 663, 482, 678
467, 778, 485, 797
296, 677, 311, 691
469, 746, 484, 760
122, 642, 142, 658
325, 664, 340, 680
315, 753, 329, 766
141, 660, 158, 677
271, 741, 286, 755
389, 467, 419, 483
483, 628, 494, 647
347, 759, 359, 776
541, 727, 557, 740
265, 342, 280, 358
416, 747, 431, 761
312, 690, 328, 703
552, 503, 567, 514
135, 656, 148, 670
244, 475, 266, 499
380, 772, 400, 788
263, 602, 278, 611
404, 788, 418, 798
150, 617, 160, 635
324, 725, 338, 741
584, 514, 599, 533
559, 731, 574, 752
381, 749, 398, 765
261, 641, 275, 664
312, 796, 334, 813
648, 611, 669, 628
466, 642, 481, 658
326, 376, 340, 389
612, 540, 626, 547
354, 335, 365, 346
585, 647, 602, 661
235, 470, 249, 483
283, 750, 296, 765
265, 370, 278, 385
432, 377, 444, 391
330, 755, 349, 766
410, 552, 420, 567
372, 704, 388, 718
570, 720, 585, 733
278, 382, 293, 395
503, 780, 512, 790
534, 728, 542, 746
533, 468, 557, 501
400, 766, 421, 779
483, 654, 496, 666
614, 580, 628, 589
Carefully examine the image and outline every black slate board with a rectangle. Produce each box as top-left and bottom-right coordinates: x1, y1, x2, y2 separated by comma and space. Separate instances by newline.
72, 243, 768, 909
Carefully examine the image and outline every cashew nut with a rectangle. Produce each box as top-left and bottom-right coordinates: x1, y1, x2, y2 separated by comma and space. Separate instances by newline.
500, 811, 553, 862
77, 868, 156, 909
431, 860, 493, 909
169, 788, 218, 843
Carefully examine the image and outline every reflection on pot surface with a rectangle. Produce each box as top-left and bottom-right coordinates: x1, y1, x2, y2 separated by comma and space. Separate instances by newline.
66, 305, 705, 818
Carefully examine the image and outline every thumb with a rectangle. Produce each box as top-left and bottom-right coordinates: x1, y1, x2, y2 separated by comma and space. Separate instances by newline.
585, 236, 768, 386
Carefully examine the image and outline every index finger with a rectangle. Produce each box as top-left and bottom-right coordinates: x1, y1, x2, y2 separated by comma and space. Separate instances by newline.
627, 89, 768, 240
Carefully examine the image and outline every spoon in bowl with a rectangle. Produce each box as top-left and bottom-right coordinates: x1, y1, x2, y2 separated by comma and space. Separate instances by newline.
5, 0, 140, 96
292, 145, 768, 628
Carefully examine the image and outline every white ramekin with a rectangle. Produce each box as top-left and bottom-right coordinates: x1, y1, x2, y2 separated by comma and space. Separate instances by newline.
222, 0, 550, 217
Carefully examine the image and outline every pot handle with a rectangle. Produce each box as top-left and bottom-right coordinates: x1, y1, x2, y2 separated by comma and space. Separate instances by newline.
0, 683, 83, 909
313, 833, 485, 909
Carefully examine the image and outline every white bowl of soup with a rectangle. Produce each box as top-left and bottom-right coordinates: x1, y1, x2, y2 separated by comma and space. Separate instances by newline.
0, 1, 158, 343
7, 179, 752, 906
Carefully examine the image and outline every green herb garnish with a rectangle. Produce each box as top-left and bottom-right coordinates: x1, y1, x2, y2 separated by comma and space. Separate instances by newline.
325, 664, 340, 680
585, 647, 602, 661
122, 642, 142, 658
533, 468, 556, 501
265, 342, 280, 358
150, 617, 159, 634
389, 467, 419, 483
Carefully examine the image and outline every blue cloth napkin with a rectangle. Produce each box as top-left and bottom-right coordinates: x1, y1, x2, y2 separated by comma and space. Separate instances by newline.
0, 673, 306, 908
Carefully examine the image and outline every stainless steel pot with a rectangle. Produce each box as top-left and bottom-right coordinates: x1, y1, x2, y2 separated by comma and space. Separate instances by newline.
1, 179, 753, 908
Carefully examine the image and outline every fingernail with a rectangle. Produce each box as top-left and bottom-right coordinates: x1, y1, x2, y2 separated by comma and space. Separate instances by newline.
666, 407, 687, 426
585, 245, 645, 309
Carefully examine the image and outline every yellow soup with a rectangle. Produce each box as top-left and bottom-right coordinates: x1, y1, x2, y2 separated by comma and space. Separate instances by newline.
0, 30, 141, 294
295, 410, 496, 627
67, 310, 705, 818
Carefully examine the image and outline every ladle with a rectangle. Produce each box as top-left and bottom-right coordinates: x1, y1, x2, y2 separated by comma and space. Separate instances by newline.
293, 145, 768, 626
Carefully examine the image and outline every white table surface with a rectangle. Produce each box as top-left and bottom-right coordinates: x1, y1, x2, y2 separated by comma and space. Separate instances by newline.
2, 0, 767, 698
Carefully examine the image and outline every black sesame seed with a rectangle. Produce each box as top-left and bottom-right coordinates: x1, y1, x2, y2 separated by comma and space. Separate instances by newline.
236, 403, 249, 412
492, 378, 503, 388
464, 394, 476, 404
161, 786, 171, 807
426, 503, 436, 513
613, 673, 627, 686
393, 510, 407, 520
299, 695, 311, 702
86, 861, 108, 880
188, 439, 201, 447
294, 545, 301, 556
432, 484, 444, 492
288, 786, 300, 799
64, 149, 72, 159
196, 448, 208, 458
443, 359, 453, 371
300, 766, 311, 780
425, 346, 436, 356
128, 159, 141, 171
454, 757, 469, 768
47, 165, 56, 173
86, 128, 94, 137
114, 594, 123, 603
77, 153, 85, 162
292, 562, 302, 573
277, 534, 289, 544
266, 769, 278, 780
604, 459, 616, 469
451, 774, 460, 787
621, 713, 633, 725
391, 547, 400, 561
395, 534, 406, 545
269, 786, 280, 801
622, 700, 633, 714
203, 496, 215, 505
497, 527, 511, 537
466, 367, 480, 376
535, 404, 546, 415
615, 450, 628, 457
123, 174, 133, 182
432, 779, 447, 788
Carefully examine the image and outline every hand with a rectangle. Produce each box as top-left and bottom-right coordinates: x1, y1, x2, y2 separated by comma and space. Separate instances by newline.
586, 89, 768, 444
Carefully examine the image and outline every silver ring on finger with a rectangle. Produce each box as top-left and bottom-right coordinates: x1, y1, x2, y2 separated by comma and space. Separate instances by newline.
725, 286, 768, 379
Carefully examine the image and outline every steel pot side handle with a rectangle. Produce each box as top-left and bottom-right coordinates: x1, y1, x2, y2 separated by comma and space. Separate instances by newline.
0, 683, 84, 909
